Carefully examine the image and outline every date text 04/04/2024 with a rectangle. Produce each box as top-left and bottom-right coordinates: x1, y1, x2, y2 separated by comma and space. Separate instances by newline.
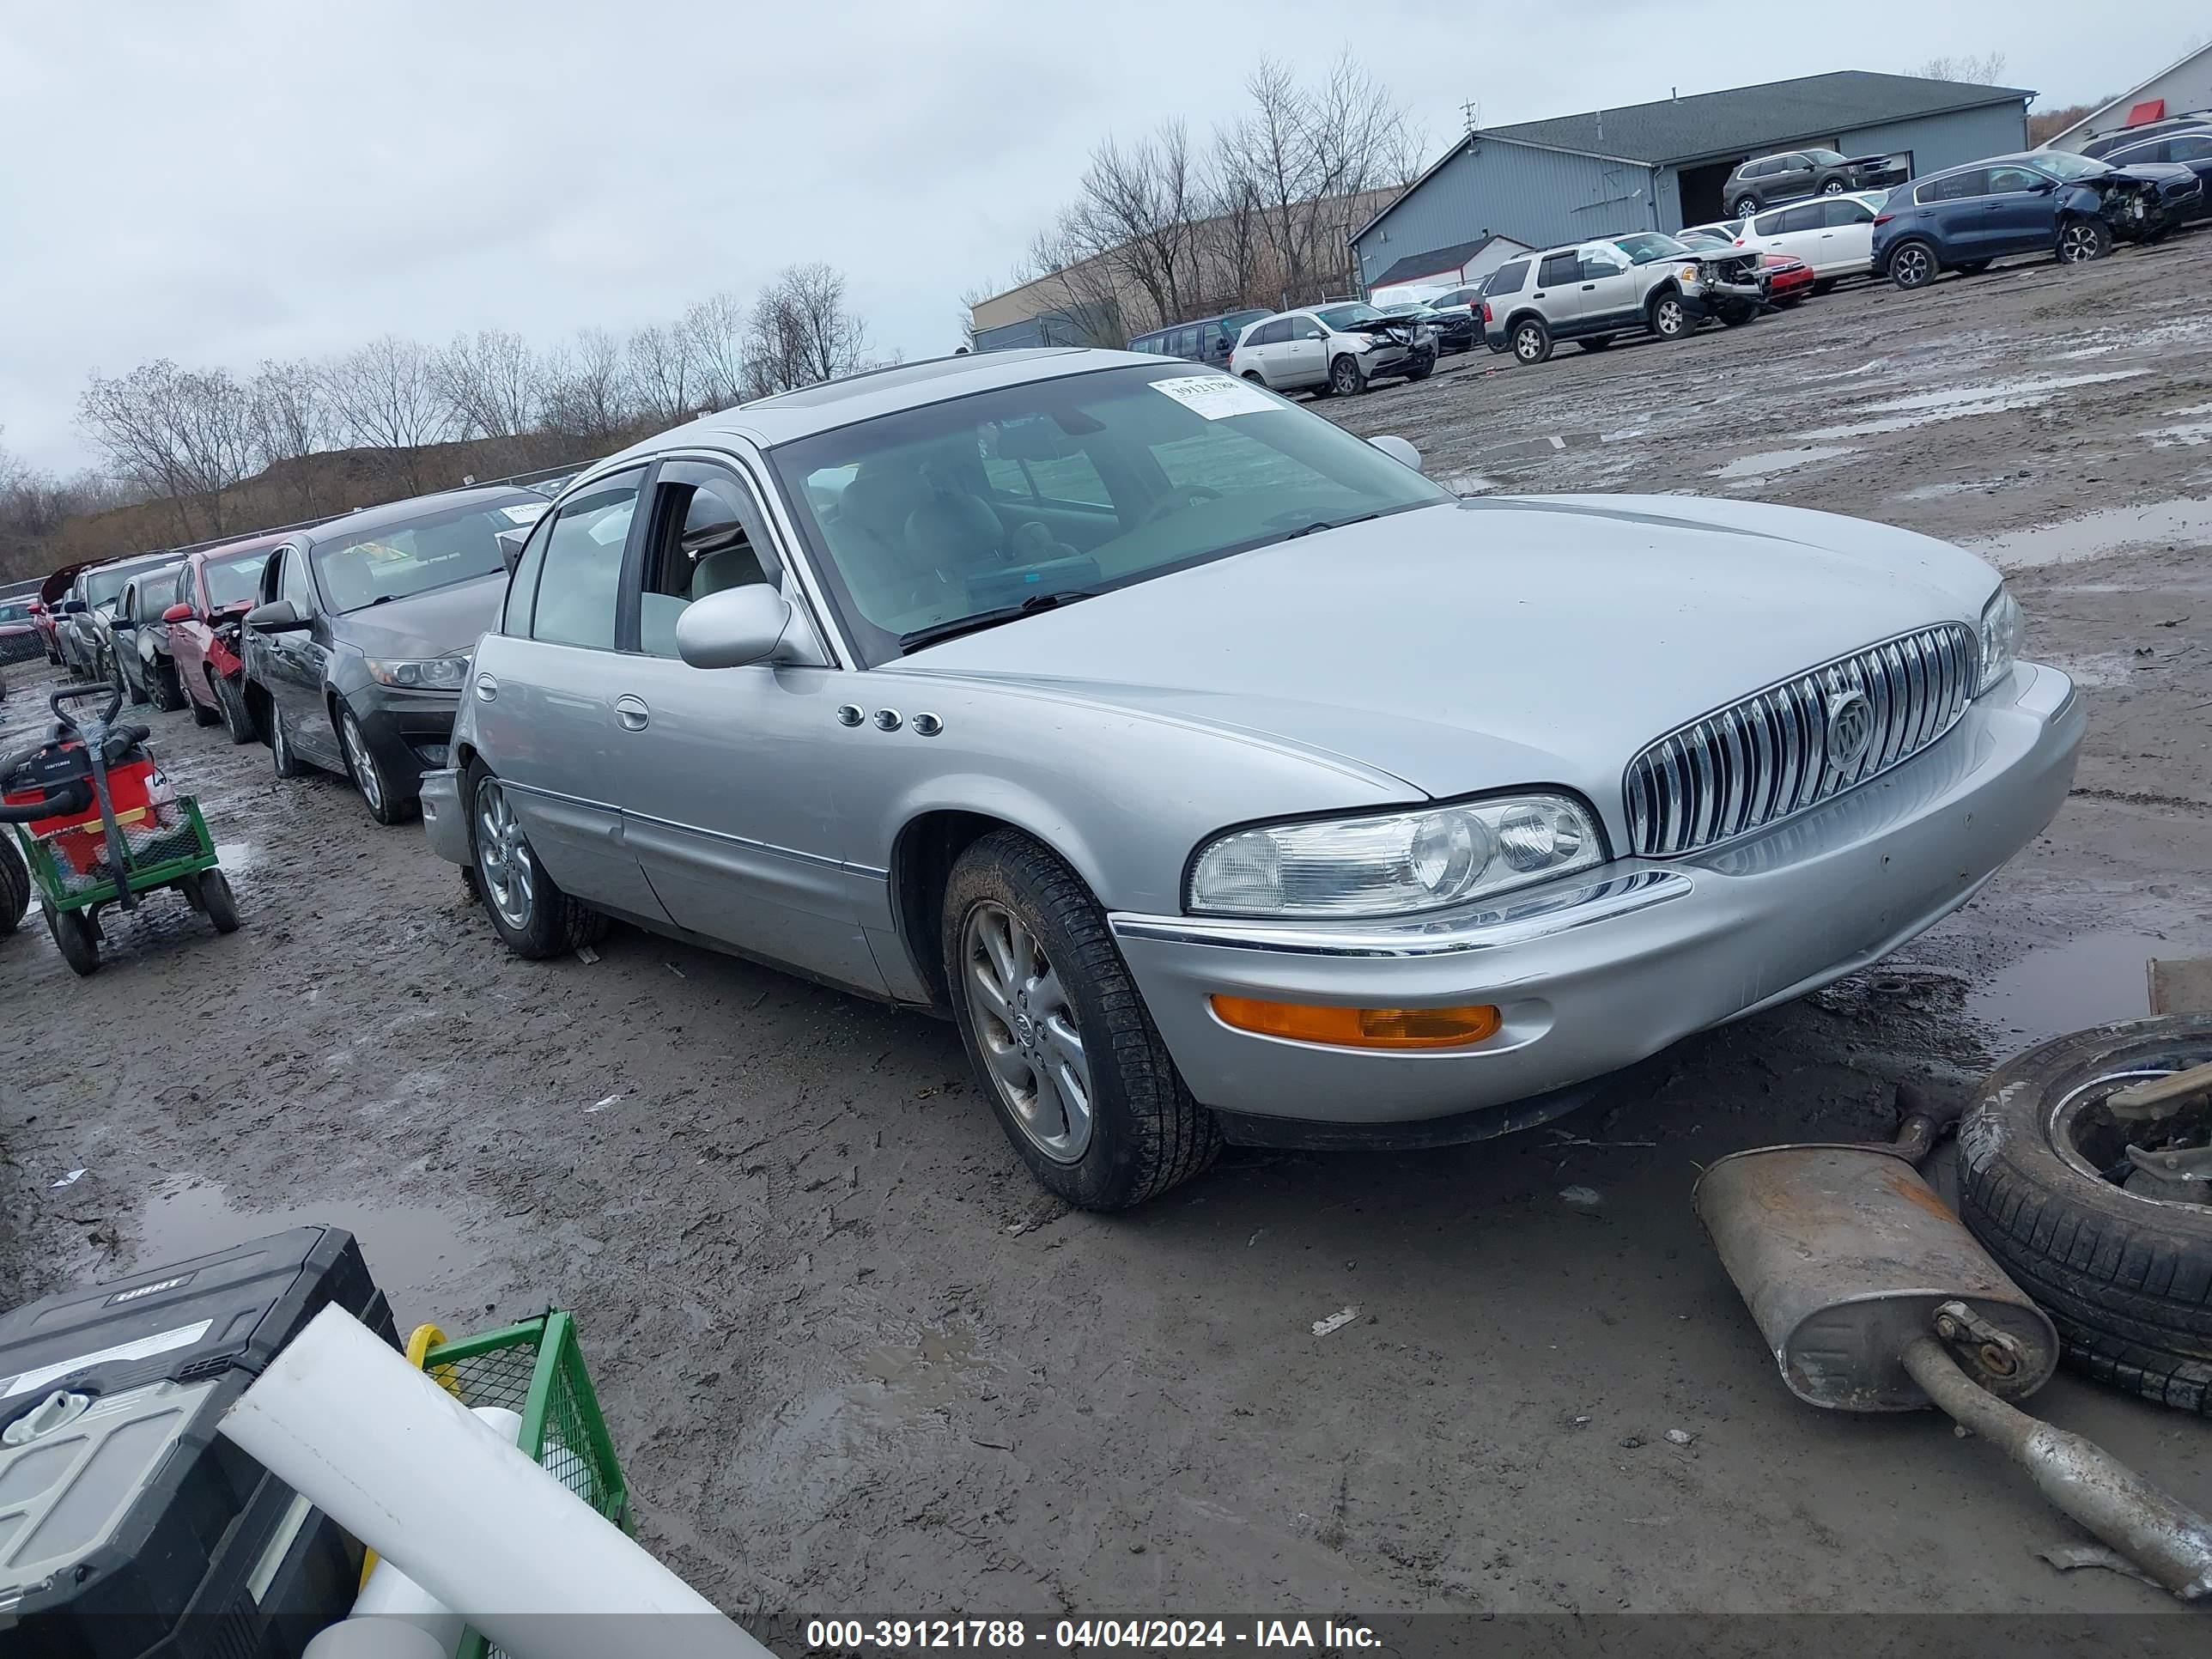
804, 1618, 1382, 1650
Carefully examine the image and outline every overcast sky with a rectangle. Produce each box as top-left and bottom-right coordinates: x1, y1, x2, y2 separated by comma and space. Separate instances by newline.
1, 1, 2200, 471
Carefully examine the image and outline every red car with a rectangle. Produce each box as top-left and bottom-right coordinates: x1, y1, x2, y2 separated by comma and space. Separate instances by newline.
1759, 251, 1816, 305
0, 593, 42, 666
170, 532, 285, 743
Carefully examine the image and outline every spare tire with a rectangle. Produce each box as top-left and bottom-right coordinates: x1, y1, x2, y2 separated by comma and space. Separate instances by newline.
1957, 1016, 2212, 1413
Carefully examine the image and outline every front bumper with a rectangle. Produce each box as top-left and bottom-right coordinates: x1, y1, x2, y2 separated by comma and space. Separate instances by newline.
1107, 662, 2081, 1134
343, 685, 463, 802
1681, 278, 1765, 317
420, 766, 470, 866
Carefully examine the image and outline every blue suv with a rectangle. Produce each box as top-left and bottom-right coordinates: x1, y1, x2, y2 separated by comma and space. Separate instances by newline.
1872, 149, 2203, 290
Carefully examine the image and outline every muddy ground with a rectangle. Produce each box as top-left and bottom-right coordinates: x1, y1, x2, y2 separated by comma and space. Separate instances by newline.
5, 234, 2212, 1628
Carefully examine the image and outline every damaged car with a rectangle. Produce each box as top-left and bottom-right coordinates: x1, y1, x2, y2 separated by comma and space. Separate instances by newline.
422, 348, 2082, 1212
170, 533, 284, 741
1486, 234, 1764, 362
1229, 302, 1436, 396
1875, 151, 2204, 289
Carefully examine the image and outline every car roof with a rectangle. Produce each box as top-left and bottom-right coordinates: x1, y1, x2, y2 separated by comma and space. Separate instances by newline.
295, 485, 541, 547
187, 530, 292, 567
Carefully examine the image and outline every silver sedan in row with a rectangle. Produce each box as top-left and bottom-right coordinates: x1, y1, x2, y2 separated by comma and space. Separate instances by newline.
421, 349, 2081, 1209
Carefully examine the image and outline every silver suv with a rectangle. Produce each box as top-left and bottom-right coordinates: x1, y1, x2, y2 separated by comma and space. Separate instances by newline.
1483, 234, 1765, 364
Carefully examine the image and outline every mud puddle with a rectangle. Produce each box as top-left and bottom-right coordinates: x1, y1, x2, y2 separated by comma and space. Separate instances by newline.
1790, 369, 2154, 441
1972, 497, 2212, 569
1960, 932, 2165, 1041
1711, 446, 1856, 482
134, 1179, 489, 1313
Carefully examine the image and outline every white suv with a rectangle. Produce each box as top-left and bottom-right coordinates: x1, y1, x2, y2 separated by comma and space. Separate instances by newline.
1482, 234, 1765, 364
1735, 193, 1882, 283
1230, 302, 1435, 396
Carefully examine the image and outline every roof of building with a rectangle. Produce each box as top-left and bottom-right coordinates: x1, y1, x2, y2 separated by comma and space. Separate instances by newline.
1354, 70, 2037, 245
2044, 40, 2212, 149
1369, 234, 1527, 289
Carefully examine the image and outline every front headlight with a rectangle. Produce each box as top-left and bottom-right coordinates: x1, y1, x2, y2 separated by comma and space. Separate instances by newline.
1680, 264, 1701, 283
364, 655, 469, 690
1977, 586, 2023, 695
1188, 794, 1605, 919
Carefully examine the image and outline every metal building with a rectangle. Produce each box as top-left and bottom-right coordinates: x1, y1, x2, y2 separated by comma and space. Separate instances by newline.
1352, 70, 2034, 289
2043, 40, 2212, 150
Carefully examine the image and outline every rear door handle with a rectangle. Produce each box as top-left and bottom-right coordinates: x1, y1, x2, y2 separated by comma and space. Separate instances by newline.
616, 694, 650, 732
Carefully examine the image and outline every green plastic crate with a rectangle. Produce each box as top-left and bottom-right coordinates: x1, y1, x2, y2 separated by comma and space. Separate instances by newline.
420, 1312, 631, 1659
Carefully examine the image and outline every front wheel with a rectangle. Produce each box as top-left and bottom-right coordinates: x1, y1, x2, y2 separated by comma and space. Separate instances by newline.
1649, 293, 1693, 339
942, 830, 1218, 1211
1403, 352, 1435, 381
1328, 355, 1367, 397
1510, 318, 1553, 364
48, 907, 99, 975
189, 681, 220, 727
193, 868, 240, 934
1578, 335, 1613, 352
148, 658, 180, 713
1718, 303, 1757, 326
467, 764, 606, 958
270, 702, 309, 778
2057, 217, 2112, 264
215, 673, 255, 744
340, 708, 414, 826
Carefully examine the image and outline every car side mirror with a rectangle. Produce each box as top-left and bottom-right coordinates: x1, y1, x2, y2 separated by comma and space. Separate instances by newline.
246, 599, 307, 634
161, 603, 193, 623
495, 526, 530, 575
61, 599, 85, 614
111, 613, 136, 629
675, 584, 793, 670
1369, 434, 1424, 473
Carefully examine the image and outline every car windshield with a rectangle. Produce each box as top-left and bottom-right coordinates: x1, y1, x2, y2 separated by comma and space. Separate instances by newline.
1805, 149, 1847, 165
1613, 233, 1691, 264
2035, 152, 2108, 181
769, 362, 1452, 663
1216, 309, 1270, 339
84, 568, 133, 608
1315, 303, 1381, 330
1676, 229, 1729, 247
204, 550, 271, 609
310, 498, 538, 613
1378, 303, 1434, 318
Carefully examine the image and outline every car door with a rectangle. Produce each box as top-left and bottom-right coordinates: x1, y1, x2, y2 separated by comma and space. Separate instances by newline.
263, 546, 345, 770
596, 456, 888, 994
1771, 153, 1816, 204
1278, 313, 1329, 387
1576, 245, 1641, 325
1919, 168, 1994, 258
470, 464, 672, 922
2162, 134, 2212, 212
1981, 165, 2057, 255
1532, 249, 1586, 331
1815, 198, 1877, 272
1751, 203, 1820, 265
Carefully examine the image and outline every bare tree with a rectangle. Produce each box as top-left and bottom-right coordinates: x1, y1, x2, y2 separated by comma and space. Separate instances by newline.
741, 264, 874, 399
319, 336, 449, 495
1067, 122, 1206, 331
431, 329, 542, 440
1917, 52, 2008, 84
623, 322, 700, 429
76, 360, 257, 540
539, 326, 633, 443
245, 358, 330, 517
681, 292, 749, 411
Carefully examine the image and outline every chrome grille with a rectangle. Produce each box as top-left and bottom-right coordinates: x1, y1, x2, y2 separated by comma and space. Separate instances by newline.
1625, 623, 1978, 857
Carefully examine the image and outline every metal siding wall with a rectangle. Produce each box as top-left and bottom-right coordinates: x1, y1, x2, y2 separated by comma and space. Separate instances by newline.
2047, 52, 2212, 149
1354, 143, 1656, 283
1838, 104, 2029, 182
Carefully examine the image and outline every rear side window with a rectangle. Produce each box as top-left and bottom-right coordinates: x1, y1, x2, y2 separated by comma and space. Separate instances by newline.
529, 471, 644, 651
1488, 260, 1531, 293
1823, 198, 1875, 226
1917, 169, 1990, 204
2170, 135, 2212, 161
1537, 252, 1579, 286
1250, 319, 1290, 346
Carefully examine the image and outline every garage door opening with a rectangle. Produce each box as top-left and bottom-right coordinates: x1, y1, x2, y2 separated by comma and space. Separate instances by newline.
1677, 160, 1739, 227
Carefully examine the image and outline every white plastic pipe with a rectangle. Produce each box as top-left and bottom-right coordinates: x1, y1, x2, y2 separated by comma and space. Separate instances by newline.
346, 1407, 524, 1657
304, 1620, 446, 1659
222, 1305, 768, 1659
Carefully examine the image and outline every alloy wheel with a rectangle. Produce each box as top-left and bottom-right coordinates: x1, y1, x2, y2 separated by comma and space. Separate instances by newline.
1331, 358, 1360, 395
1893, 246, 1933, 288
962, 898, 1093, 1163
1515, 325, 1543, 362
2059, 223, 2102, 263
1822, 179, 1844, 194
1655, 297, 1686, 336
474, 779, 535, 930
341, 714, 384, 813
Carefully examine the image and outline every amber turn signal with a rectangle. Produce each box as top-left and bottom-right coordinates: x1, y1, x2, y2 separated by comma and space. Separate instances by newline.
1209, 996, 1502, 1049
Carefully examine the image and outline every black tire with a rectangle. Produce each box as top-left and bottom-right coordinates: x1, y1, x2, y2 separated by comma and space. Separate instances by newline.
1240, 370, 1264, 383
0, 837, 28, 935
1957, 259, 1993, 275
1403, 352, 1434, 381
1820, 178, 1846, 195
1648, 291, 1693, 340
2057, 216, 2112, 264
1887, 240, 1938, 290
941, 830, 1218, 1211
339, 708, 416, 827
1958, 1016, 2212, 1414
1733, 193, 1761, 217
1328, 354, 1366, 397
1510, 317, 1552, 364
148, 659, 180, 714
1718, 302, 1758, 326
1811, 277, 1838, 296
216, 673, 255, 744
270, 701, 310, 779
465, 762, 606, 959
117, 653, 142, 706
1578, 335, 1613, 352
189, 681, 220, 727
48, 907, 98, 975
195, 867, 240, 933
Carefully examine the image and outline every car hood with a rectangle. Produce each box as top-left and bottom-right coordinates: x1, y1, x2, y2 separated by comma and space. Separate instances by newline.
2095, 161, 2200, 190
333, 572, 504, 659
885, 495, 2002, 805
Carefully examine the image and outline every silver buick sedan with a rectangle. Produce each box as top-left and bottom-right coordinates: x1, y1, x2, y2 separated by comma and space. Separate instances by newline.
420, 349, 2081, 1210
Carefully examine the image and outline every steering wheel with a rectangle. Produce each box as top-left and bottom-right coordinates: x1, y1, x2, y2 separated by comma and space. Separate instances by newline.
1141, 484, 1223, 526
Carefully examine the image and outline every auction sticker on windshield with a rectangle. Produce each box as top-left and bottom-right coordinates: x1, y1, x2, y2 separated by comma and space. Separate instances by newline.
1152, 375, 1279, 420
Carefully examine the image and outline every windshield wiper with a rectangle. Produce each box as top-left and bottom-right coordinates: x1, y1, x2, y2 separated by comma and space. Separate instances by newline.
898, 590, 1097, 653
1282, 512, 1382, 541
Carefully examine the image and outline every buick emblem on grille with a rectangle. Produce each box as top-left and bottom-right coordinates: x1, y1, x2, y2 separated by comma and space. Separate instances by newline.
1826, 689, 1875, 770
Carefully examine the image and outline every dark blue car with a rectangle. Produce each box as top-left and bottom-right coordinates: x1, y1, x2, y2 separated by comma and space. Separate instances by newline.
1871, 149, 2203, 290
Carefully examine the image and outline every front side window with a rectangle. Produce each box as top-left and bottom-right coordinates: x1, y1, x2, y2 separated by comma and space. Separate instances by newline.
1987, 167, 2046, 195
311, 496, 541, 615
635, 462, 780, 659
2169, 135, 2212, 162
278, 549, 316, 612
529, 472, 643, 651
204, 550, 270, 611
769, 362, 1451, 664
1805, 149, 1846, 166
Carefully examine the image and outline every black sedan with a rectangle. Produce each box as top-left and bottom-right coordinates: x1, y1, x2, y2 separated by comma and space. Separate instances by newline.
2081, 122, 2212, 222
1376, 300, 1477, 353
241, 486, 549, 824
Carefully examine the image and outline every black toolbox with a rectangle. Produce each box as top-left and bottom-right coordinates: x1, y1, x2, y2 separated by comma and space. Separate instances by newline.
0, 1226, 398, 1657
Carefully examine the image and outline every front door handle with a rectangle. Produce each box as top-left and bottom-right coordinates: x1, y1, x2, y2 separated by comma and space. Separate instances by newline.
1581, 283, 1596, 290
615, 694, 650, 732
